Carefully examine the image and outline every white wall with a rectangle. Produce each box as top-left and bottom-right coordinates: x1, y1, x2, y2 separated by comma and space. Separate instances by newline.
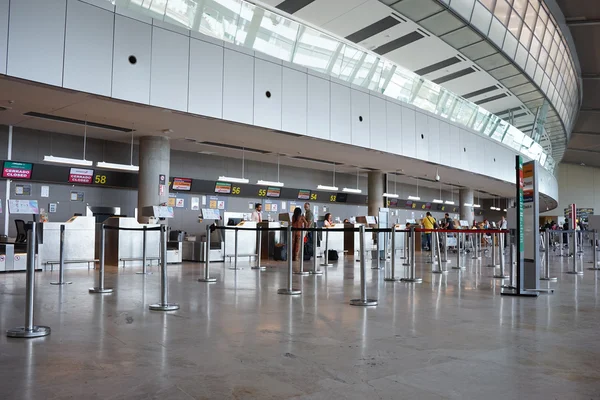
543, 163, 600, 215
0, 0, 558, 205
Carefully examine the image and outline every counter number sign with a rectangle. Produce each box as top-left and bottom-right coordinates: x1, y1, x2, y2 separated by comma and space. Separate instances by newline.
94, 174, 107, 184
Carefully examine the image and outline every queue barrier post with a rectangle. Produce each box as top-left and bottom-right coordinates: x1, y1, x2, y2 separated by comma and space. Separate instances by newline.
432, 232, 447, 274
50, 224, 72, 285
89, 225, 113, 294
452, 232, 463, 270
309, 228, 323, 275
295, 229, 309, 276
199, 224, 217, 283
588, 230, 600, 270
7, 222, 51, 338
373, 229, 382, 270
136, 226, 152, 275
385, 226, 401, 282
321, 229, 332, 267
278, 226, 301, 295
442, 232, 449, 264
149, 225, 180, 311
427, 230, 437, 265
350, 225, 378, 306
401, 227, 422, 283
567, 231, 583, 275
402, 231, 409, 265
252, 228, 266, 271
540, 230, 558, 281
559, 231, 565, 257
230, 228, 242, 270
493, 232, 509, 279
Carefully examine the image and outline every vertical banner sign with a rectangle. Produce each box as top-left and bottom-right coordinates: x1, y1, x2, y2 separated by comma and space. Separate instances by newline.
159, 174, 166, 196
569, 204, 576, 229
523, 161, 540, 290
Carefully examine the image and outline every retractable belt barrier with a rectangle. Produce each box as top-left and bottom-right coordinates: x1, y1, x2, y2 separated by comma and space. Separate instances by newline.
50, 224, 72, 286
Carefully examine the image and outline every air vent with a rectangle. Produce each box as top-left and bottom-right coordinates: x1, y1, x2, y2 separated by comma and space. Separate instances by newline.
390, 13, 406, 23
23, 112, 134, 133
200, 141, 270, 154
416, 28, 430, 37
291, 156, 336, 165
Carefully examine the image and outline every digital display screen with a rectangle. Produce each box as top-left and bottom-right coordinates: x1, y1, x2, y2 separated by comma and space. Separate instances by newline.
214, 181, 232, 194
3, 161, 33, 179
335, 193, 348, 203
266, 187, 281, 198
388, 198, 399, 207
172, 177, 192, 191
298, 189, 311, 200
425, 202, 432, 210
406, 200, 413, 207
436, 204, 445, 211
68, 168, 94, 184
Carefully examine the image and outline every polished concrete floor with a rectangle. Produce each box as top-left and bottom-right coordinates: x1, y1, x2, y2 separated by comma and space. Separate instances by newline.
1, 248, 600, 399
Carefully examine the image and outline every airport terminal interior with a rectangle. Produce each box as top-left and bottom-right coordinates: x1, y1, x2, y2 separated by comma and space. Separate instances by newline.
0, 0, 599, 398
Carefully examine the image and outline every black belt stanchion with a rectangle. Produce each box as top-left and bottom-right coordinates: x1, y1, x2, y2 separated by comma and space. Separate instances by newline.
321, 229, 332, 267
136, 226, 152, 275
372, 230, 382, 270
385, 226, 401, 282
199, 224, 216, 283
294, 229, 309, 276
588, 230, 600, 270
541, 230, 557, 281
7, 222, 51, 338
230, 229, 242, 270
452, 232, 465, 270
252, 229, 266, 271
51, 224, 72, 285
278, 226, 301, 295
494, 232, 509, 279
350, 225, 378, 306
401, 227, 422, 283
150, 225, 180, 311
89, 224, 113, 294
309, 228, 323, 275
486, 232, 497, 268
567, 231, 583, 275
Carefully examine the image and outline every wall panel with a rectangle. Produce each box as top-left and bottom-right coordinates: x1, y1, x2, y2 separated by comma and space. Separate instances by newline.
438, 122, 451, 167
150, 27, 189, 112
188, 38, 223, 118
307, 75, 330, 140
63, 0, 114, 96
112, 15, 152, 104
351, 90, 370, 147
281, 67, 307, 135
330, 82, 351, 144
415, 112, 429, 161
386, 102, 402, 155
0, 0, 9, 75
449, 125, 461, 169
223, 49, 254, 124
427, 116, 440, 164
254, 59, 282, 130
369, 96, 387, 152
401, 107, 416, 158
7, 0, 66, 86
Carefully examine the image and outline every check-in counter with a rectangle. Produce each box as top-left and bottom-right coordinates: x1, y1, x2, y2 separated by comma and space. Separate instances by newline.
39, 216, 96, 269
104, 217, 160, 267
343, 223, 362, 255
321, 224, 345, 254
224, 221, 259, 258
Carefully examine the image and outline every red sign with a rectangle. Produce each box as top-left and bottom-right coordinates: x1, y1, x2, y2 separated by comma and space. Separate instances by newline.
172, 177, 192, 191
2, 162, 33, 179
69, 168, 94, 184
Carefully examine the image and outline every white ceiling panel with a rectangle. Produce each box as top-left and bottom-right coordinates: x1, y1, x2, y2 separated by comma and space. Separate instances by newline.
293, 0, 371, 27
439, 70, 498, 97
422, 59, 472, 81
322, 0, 391, 38
384, 36, 457, 72
477, 95, 523, 115
345, 18, 418, 52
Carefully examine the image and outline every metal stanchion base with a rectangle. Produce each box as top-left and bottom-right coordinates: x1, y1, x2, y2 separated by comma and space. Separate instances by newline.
309, 269, 323, 275
384, 277, 402, 282
501, 285, 516, 289
527, 288, 555, 294
501, 290, 539, 297
587, 267, 600, 271
89, 287, 113, 293
452, 266, 466, 270
6, 326, 51, 338
277, 288, 301, 295
566, 271, 584, 275
540, 277, 558, 281
50, 281, 72, 285
198, 278, 217, 283
149, 303, 180, 311
294, 271, 310, 276
229, 267, 243, 270
251, 266, 266, 270
349, 298, 378, 307
493, 274, 509, 279
432, 270, 448, 274
136, 271, 153, 275
320, 264, 333, 267
402, 262, 410, 266
486, 264, 499, 268
371, 266, 383, 270
400, 278, 423, 283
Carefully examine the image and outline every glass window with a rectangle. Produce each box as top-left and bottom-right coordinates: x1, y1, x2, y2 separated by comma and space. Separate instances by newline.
524, 3, 537, 28
199, 0, 242, 43
529, 35, 541, 59
519, 25, 532, 48
508, 10, 523, 37
513, 0, 527, 16
253, 11, 300, 62
494, 0, 511, 24
538, 48, 548, 69
528, 0, 540, 12
533, 16, 545, 39
549, 39, 558, 61
293, 27, 340, 73
479, 0, 495, 11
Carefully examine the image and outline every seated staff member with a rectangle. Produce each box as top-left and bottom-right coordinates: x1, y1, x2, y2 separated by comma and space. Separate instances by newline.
323, 213, 334, 227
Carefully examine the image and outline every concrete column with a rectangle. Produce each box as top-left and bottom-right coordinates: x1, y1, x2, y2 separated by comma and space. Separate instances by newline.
368, 171, 384, 216
138, 136, 170, 223
459, 189, 474, 224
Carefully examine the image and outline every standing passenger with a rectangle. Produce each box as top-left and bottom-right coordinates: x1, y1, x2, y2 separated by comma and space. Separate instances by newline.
292, 208, 308, 261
